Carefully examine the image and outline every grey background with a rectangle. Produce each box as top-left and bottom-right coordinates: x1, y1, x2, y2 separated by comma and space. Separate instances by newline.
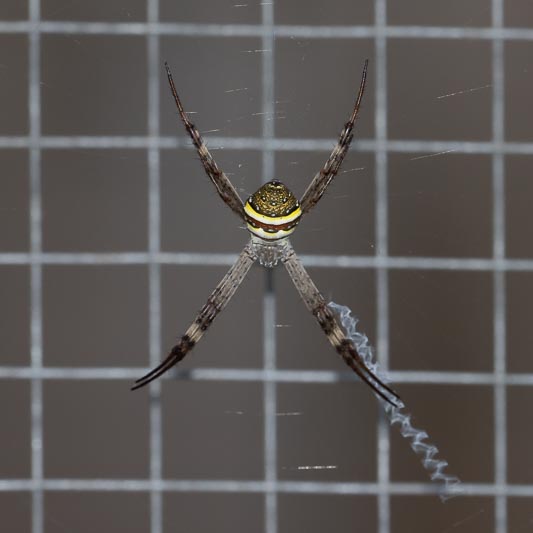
0, 1, 532, 532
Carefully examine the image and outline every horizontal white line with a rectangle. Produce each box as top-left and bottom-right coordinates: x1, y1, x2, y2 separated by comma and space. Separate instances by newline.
1, 21, 533, 41
0, 252, 237, 265
2, 136, 533, 155
0, 366, 532, 386
0, 252, 532, 272
0, 478, 530, 496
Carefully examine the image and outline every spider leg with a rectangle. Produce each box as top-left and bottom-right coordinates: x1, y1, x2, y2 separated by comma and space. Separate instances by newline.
132, 241, 257, 390
281, 241, 401, 407
299, 60, 368, 215
165, 62, 245, 220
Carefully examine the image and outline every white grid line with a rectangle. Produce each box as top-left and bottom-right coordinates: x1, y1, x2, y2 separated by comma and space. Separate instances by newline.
28, 1, 43, 532
2, 135, 533, 155
3, 252, 533, 271
492, 1, 507, 532
263, 278, 278, 533
2, 20, 533, 41
260, 4, 278, 533
2, 366, 533, 386
0, 478, 531, 498
147, 1, 163, 532
374, 2, 391, 532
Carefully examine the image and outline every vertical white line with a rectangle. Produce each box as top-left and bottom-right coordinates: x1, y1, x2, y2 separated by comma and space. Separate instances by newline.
261, 3, 277, 533
263, 271, 277, 533
147, 2, 163, 532
28, 1, 43, 532
261, 0, 275, 180
374, 1, 391, 533
492, 1, 507, 532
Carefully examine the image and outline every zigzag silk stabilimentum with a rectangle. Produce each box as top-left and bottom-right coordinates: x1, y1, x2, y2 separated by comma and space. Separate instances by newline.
328, 302, 463, 501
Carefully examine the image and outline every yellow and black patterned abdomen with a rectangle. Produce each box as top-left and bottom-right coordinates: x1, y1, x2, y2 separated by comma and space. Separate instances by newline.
244, 180, 302, 241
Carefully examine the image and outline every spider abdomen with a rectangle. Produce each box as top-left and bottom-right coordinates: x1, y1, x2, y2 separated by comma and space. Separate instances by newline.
244, 180, 302, 241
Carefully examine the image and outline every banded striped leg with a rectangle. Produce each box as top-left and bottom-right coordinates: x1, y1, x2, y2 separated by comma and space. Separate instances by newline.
299, 60, 368, 215
281, 242, 400, 406
133, 241, 257, 390
165, 62, 245, 219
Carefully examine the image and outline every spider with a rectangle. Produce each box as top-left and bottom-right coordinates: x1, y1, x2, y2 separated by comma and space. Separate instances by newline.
133, 60, 400, 407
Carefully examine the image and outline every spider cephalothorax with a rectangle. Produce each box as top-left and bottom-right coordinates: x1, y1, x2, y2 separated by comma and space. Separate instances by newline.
132, 60, 400, 408
244, 180, 302, 241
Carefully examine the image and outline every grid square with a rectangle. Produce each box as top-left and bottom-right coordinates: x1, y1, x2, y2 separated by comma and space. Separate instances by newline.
388, 39, 492, 141
42, 0, 146, 21
276, 267, 376, 371
274, 0, 373, 25
504, 0, 533, 28
161, 264, 263, 370
389, 270, 493, 372
507, 272, 533, 373
160, 148, 261, 254
390, 385, 493, 483
388, 153, 492, 258
390, 495, 493, 533
505, 41, 533, 142
162, 381, 263, 479
507, 386, 533, 484
163, 492, 263, 533
277, 151, 375, 256
505, 157, 533, 259
507, 497, 533, 532
43, 380, 149, 478
275, 38, 374, 140
0, 1, 27, 19
279, 494, 377, 533
387, 0, 490, 27
45, 492, 149, 533
0, 493, 31, 533
161, 0, 260, 24
42, 265, 149, 367
0, 266, 30, 366
0, 150, 29, 252
277, 383, 377, 482
0, 381, 30, 478
42, 149, 148, 252
41, 35, 147, 135
160, 37, 262, 139
0, 35, 28, 135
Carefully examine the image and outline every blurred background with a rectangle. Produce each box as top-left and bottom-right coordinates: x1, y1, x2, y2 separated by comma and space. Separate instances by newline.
1, 0, 533, 532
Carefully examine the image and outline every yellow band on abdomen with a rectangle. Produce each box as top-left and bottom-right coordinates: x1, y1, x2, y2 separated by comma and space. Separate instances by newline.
244, 201, 302, 226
